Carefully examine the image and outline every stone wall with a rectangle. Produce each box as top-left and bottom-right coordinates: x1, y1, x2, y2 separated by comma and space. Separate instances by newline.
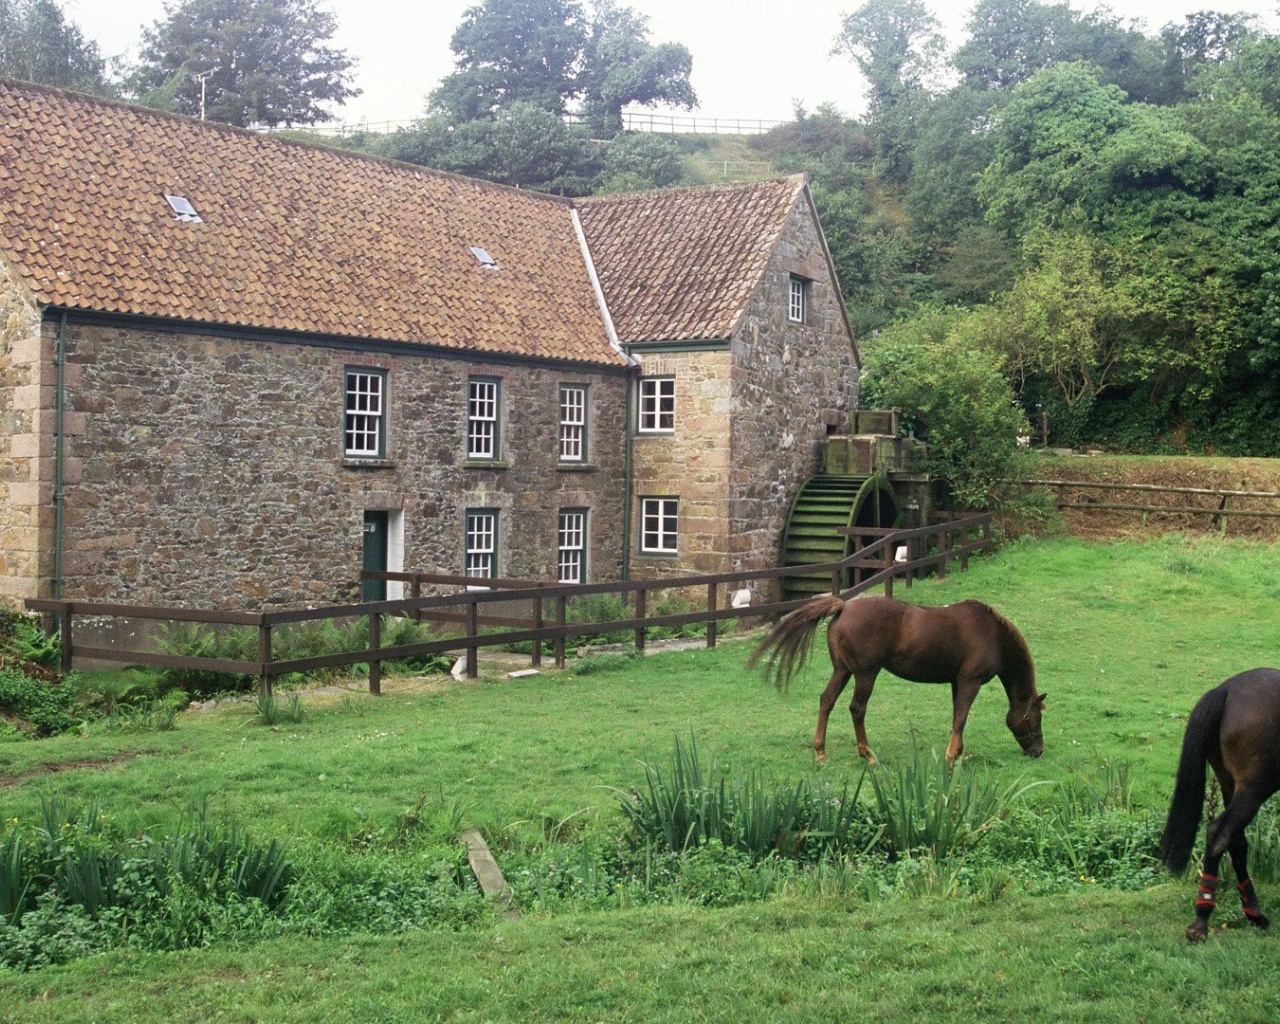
730, 199, 859, 580
51, 318, 630, 609
0, 271, 51, 606
630, 349, 734, 579
628, 196, 859, 588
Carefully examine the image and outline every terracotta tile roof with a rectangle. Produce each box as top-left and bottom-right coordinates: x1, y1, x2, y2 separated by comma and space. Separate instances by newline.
576, 176, 807, 344
0, 80, 626, 366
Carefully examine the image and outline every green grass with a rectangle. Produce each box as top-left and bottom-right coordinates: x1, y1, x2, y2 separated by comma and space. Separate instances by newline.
2, 533, 1280, 1020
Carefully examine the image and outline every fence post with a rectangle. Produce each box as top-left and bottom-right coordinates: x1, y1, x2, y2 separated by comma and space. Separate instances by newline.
59, 603, 73, 676
706, 582, 717, 649
531, 589, 543, 669
938, 528, 951, 579
411, 576, 422, 622
884, 546, 895, 599
258, 621, 273, 696
555, 595, 567, 669
634, 589, 647, 654
466, 600, 479, 679
368, 612, 381, 696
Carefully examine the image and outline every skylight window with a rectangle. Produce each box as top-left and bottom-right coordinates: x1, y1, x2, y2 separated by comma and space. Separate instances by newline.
469, 246, 498, 269
164, 194, 203, 223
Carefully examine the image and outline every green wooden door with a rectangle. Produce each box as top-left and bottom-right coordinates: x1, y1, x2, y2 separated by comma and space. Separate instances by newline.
362, 510, 389, 601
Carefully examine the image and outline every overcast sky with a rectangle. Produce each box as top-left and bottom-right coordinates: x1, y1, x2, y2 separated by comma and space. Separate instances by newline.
60, 0, 1280, 128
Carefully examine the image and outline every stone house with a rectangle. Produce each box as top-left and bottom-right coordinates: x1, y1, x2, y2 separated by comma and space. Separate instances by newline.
0, 80, 859, 610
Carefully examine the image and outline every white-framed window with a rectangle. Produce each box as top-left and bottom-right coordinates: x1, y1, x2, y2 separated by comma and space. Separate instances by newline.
640, 497, 678, 554
788, 275, 808, 324
465, 509, 498, 579
558, 508, 587, 583
559, 384, 587, 462
345, 368, 386, 458
638, 377, 675, 433
468, 377, 500, 459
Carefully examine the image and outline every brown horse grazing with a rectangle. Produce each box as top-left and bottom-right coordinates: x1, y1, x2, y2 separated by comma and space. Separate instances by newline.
1158, 668, 1280, 941
749, 594, 1045, 764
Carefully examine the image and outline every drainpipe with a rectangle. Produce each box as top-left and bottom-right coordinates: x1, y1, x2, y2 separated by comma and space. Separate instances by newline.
53, 312, 67, 600
622, 375, 634, 580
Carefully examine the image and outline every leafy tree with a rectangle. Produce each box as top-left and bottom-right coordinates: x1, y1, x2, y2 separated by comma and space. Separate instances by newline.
378, 103, 600, 195
129, 0, 359, 127
577, 1, 695, 137
859, 311, 1027, 509
1156, 10, 1258, 103
596, 131, 683, 192
431, 0, 586, 121
954, 0, 1162, 100
977, 63, 1136, 235
0, 0, 112, 93
432, 0, 695, 136
833, 0, 944, 179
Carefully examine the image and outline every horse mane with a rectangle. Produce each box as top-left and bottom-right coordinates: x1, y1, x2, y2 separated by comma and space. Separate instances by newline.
982, 603, 1037, 694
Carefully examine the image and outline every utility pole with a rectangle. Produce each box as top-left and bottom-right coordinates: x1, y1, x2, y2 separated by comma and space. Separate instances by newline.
190, 68, 215, 120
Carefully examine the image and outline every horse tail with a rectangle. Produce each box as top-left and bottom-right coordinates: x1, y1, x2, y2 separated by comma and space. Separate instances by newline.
747, 594, 845, 692
1158, 684, 1228, 875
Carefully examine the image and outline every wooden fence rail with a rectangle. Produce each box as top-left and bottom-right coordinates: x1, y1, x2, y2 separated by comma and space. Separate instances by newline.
26, 515, 992, 693
1022, 478, 1280, 528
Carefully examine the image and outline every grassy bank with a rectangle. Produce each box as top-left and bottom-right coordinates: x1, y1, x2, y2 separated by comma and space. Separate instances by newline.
2, 533, 1279, 1019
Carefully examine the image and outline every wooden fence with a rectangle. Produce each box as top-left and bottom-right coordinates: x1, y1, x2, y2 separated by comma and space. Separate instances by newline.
1024, 478, 1280, 532
26, 515, 991, 694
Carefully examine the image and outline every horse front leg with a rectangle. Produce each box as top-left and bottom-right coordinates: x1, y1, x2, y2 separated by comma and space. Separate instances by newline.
945, 680, 983, 765
849, 672, 878, 765
814, 668, 851, 763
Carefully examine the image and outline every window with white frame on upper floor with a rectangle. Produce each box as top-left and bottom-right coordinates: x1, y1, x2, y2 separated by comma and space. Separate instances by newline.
788, 275, 808, 324
559, 384, 588, 461
638, 376, 675, 433
467, 376, 500, 459
465, 508, 498, 580
344, 368, 387, 458
557, 508, 587, 583
640, 497, 678, 554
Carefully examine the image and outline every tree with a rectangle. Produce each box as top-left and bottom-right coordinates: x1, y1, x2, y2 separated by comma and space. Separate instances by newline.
129, 0, 358, 127
432, 0, 696, 136
378, 103, 601, 195
954, 0, 1162, 101
833, 0, 944, 179
431, 0, 586, 121
0, 0, 112, 93
577, 1, 695, 137
1156, 10, 1258, 103
859, 311, 1027, 509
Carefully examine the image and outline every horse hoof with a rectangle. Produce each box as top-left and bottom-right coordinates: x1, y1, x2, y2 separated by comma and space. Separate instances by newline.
1185, 922, 1208, 942
1247, 912, 1270, 931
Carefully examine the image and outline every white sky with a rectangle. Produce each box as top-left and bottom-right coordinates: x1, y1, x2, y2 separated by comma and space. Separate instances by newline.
60, 0, 1280, 128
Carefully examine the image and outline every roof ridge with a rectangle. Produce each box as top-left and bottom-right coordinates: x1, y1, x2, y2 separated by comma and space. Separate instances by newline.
574, 173, 807, 206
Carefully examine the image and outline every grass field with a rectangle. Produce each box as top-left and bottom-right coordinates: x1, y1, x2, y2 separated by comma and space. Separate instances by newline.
3, 533, 1279, 1022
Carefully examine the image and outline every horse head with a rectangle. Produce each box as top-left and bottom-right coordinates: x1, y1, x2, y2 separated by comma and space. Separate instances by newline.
1007, 692, 1047, 758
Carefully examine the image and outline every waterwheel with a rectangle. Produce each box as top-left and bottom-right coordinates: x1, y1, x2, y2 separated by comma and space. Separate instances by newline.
781, 474, 900, 602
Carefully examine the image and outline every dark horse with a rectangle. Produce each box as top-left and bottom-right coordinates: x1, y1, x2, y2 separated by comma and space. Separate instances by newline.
1158, 667, 1280, 941
749, 594, 1045, 764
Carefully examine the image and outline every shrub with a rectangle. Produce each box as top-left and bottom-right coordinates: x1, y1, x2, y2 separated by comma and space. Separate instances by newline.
0, 667, 77, 736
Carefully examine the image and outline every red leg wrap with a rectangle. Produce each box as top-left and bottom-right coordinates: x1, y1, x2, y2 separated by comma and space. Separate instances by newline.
1239, 878, 1264, 920
1195, 873, 1219, 911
